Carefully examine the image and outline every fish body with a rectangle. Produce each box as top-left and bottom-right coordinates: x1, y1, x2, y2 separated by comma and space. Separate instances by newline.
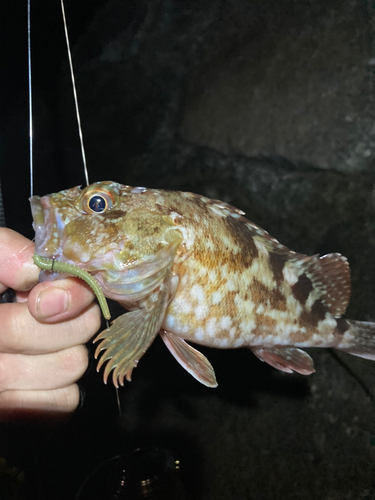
30, 181, 375, 387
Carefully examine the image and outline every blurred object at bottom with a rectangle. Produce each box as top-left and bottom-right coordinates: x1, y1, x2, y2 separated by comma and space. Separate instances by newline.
76, 447, 186, 499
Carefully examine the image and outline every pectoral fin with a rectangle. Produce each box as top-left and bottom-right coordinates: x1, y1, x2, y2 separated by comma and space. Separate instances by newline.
251, 347, 315, 375
94, 281, 169, 387
160, 330, 218, 387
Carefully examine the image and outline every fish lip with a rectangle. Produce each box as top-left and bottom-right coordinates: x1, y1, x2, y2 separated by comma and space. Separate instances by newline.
29, 195, 60, 257
30, 196, 46, 251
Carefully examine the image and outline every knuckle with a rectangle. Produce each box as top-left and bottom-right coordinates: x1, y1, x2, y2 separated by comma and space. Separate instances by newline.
0, 390, 21, 421
61, 345, 89, 380
0, 390, 18, 405
0, 355, 11, 391
8, 306, 28, 353
55, 385, 80, 412
0, 386, 80, 421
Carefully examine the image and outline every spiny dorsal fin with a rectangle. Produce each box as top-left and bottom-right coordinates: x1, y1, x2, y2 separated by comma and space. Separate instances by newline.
197, 193, 351, 318
241, 218, 305, 256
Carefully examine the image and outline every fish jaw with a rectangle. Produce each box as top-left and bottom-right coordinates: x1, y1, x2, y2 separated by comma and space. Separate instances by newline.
30, 184, 126, 270
30, 195, 63, 258
30, 182, 185, 303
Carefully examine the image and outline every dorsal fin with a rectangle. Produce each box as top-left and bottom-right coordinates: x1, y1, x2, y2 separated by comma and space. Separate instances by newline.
305, 253, 351, 317
290, 253, 351, 318
197, 194, 351, 318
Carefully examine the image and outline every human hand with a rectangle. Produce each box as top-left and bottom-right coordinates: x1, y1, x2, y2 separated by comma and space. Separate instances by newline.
0, 228, 101, 421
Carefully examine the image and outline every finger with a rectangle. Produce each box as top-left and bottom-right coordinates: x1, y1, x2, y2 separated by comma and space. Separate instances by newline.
28, 277, 97, 323
0, 229, 38, 292
0, 302, 101, 354
0, 345, 89, 391
0, 385, 81, 422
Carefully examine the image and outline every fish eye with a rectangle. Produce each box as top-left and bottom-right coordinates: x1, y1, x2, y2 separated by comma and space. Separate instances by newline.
81, 187, 117, 214
88, 195, 108, 213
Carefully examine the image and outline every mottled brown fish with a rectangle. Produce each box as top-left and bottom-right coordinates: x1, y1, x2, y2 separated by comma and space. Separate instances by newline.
30, 181, 375, 387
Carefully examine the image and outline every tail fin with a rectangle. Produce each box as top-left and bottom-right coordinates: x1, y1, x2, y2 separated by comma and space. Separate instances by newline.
336, 320, 375, 361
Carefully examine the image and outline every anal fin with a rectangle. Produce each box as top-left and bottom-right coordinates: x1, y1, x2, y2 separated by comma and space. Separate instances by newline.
251, 347, 315, 375
160, 330, 218, 387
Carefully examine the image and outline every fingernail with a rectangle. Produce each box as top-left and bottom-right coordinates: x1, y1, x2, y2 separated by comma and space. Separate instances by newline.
37, 288, 69, 319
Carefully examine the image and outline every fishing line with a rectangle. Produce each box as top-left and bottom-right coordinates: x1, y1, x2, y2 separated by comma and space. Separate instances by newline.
27, 0, 33, 198
29, 0, 121, 422
61, 0, 90, 186
60, 1, 123, 416
109, 316, 123, 416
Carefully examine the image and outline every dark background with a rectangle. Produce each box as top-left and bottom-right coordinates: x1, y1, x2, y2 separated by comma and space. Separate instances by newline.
1, 1, 375, 499
1, 0, 106, 235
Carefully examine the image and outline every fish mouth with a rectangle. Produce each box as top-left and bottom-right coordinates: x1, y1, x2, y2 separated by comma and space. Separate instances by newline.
30, 195, 61, 258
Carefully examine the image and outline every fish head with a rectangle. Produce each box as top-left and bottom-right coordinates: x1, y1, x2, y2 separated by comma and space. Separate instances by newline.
30, 181, 182, 275
30, 181, 122, 270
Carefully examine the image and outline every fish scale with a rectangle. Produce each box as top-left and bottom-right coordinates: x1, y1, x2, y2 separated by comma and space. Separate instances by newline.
30, 181, 375, 387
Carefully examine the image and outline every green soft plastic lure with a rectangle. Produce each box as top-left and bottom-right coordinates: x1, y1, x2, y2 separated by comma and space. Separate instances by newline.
33, 254, 111, 320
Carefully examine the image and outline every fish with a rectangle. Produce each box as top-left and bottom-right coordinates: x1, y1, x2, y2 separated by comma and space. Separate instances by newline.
30, 181, 375, 388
